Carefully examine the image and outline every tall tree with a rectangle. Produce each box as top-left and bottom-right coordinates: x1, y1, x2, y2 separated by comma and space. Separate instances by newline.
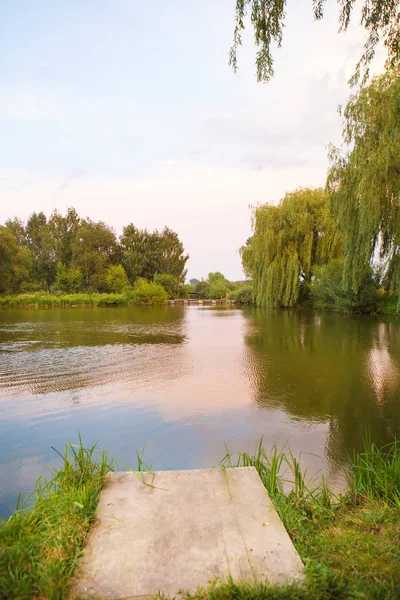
120, 225, 158, 283
327, 68, 400, 292
0, 226, 32, 293
230, 0, 400, 84
242, 188, 343, 307
71, 219, 118, 290
48, 207, 81, 267
4, 217, 27, 246
25, 212, 57, 290
120, 225, 188, 284
157, 227, 189, 283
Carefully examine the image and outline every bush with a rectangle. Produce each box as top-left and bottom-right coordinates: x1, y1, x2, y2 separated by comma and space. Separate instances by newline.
311, 259, 379, 313
229, 285, 253, 304
153, 274, 186, 299
376, 290, 399, 315
194, 280, 212, 298
105, 264, 129, 293
209, 281, 229, 299
55, 263, 83, 293
128, 278, 168, 305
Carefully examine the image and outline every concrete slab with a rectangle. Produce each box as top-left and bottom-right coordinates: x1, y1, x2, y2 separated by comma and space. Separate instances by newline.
72, 467, 304, 599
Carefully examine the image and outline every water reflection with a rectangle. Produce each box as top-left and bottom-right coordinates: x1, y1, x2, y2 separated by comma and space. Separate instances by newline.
241, 309, 400, 465
1, 306, 400, 518
367, 322, 399, 404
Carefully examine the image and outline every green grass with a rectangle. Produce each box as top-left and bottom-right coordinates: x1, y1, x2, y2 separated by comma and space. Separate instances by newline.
0, 290, 168, 308
350, 437, 400, 506
1, 438, 400, 599
0, 437, 114, 600
187, 438, 400, 600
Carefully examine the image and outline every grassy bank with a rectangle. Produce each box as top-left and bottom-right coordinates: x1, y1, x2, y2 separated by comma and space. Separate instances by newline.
0, 290, 169, 308
0, 440, 114, 600
1, 440, 399, 599
0, 292, 128, 308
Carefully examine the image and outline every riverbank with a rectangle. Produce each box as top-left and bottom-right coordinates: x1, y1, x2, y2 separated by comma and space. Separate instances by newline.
1, 439, 399, 599
1, 291, 398, 315
0, 292, 237, 308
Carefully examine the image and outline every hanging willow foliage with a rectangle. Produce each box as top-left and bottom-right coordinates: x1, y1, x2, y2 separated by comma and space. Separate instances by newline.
327, 68, 400, 293
241, 188, 343, 307
230, 0, 400, 85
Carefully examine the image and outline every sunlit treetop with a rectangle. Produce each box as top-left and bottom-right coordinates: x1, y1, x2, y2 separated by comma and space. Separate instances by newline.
230, 0, 400, 84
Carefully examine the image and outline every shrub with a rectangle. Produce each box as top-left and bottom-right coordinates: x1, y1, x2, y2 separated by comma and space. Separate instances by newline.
128, 278, 168, 305
55, 263, 83, 293
229, 285, 253, 304
105, 264, 129, 293
311, 259, 379, 313
194, 280, 212, 298
153, 274, 185, 299
209, 281, 229, 299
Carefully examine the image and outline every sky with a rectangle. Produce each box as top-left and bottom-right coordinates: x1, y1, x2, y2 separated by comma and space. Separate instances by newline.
0, 1, 384, 280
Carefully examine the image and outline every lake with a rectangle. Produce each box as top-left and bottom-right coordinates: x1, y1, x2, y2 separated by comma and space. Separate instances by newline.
1, 305, 400, 518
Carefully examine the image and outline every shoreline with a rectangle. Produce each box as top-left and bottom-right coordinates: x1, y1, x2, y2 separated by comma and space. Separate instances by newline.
1, 439, 399, 599
0, 291, 397, 316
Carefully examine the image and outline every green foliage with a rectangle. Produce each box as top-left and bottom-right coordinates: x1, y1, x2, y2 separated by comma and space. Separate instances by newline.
121, 225, 188, 284
71, 219, 118, 291
127, 278, 168, 306
48, 208, 81, 266
209, 281, 229, 299
0, 293, 126, 308
194, 280, 212, 298
229, 285, 253, 304
243, 188, 343, 308
0, 226, 32, 293
55, 262, 83, 293
376, 290, 399, 315
105, 264, 128, 293
153, 273, 186, 299
230, 1, 400, 84
0, 208, 188, 296
0, 438, 114, 600
328, 69, 400, 294
194, 273, 232, 299
311, 259, 379, 313
25, 212, 57, 291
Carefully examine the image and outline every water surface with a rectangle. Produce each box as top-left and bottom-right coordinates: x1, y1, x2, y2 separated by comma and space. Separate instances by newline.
1, 306, 400, 517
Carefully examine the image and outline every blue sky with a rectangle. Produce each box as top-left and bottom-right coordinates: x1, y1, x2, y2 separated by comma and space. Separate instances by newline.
0, 1, 382, 279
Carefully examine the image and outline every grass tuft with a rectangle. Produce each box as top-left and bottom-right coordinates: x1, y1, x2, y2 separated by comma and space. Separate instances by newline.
213, 438, 400, 600
0, 437, 114, 600
349, 436, 400, 506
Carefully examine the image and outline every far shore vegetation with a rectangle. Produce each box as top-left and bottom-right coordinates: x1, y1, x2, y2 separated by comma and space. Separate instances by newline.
1, 436, 399, 599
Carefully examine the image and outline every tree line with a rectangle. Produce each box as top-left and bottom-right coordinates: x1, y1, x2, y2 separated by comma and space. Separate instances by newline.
241, 67, 400, 313
0, 209, 188, 295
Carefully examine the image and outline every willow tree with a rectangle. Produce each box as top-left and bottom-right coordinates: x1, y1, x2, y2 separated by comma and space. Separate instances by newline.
327, 68, 400, 293
241, 188, 342, 307
230, 0, 400, 84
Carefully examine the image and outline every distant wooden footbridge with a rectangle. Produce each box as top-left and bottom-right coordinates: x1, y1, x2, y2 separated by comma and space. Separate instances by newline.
168, 297, 236, 305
